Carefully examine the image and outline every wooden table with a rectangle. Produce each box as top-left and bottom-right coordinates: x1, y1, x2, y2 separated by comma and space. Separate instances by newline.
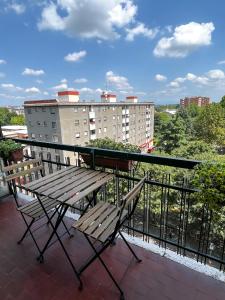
20, 166, 114, 263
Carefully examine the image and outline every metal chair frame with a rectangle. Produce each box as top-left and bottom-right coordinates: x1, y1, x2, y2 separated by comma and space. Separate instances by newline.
3, 158, 71, 257
71, 176, 146, 299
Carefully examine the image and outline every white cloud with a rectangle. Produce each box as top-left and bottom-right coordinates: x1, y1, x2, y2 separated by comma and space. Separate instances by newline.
126, 23, 158, 41
6, 3, 26, 15
22, 68, 45, 76
25, 87, 41, 94
43, 91, 49, 96
1, 83, 23, 91
79, 87, 93, 93
218, 60, 225, 65
155, 74, 167, 82
60, 78, 67, 83
207, 69, 225, 80
51, 83, 68, 91
106, 70, 133, 90
0, 59, 6, 65
154, 22, 215, 58
37, 0, 137, 40
74, 78, 88, 84
64, 50, 87, 62
168, 81, 180, 88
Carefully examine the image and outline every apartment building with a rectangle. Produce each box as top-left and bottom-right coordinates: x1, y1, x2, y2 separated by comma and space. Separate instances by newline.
180, 96, 210, 107
24, 91, 154, 164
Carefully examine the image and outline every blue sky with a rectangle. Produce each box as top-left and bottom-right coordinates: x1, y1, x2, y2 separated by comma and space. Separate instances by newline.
0, 0, 225, 106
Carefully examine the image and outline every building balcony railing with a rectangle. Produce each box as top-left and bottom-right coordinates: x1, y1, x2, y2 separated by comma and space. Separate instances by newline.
1, 137, 225, 274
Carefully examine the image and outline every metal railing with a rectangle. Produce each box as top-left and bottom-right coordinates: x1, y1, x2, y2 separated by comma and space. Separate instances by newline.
1, 137, 225, 272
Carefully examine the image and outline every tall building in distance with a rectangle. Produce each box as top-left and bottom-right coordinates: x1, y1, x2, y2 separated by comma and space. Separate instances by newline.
24, 91, 154, 164
180, 96, 210, 107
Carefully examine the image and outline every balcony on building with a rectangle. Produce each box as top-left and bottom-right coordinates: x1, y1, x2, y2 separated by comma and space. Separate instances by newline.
1, 138, 225, 300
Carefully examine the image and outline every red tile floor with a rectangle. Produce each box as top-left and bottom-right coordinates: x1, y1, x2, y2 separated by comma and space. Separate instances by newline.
1, 196, 225, 300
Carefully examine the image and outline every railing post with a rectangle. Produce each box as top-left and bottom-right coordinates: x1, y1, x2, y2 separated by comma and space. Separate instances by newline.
91, 149, 95, 170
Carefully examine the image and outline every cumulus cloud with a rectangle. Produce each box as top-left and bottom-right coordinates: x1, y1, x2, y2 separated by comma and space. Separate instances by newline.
22, 68, 45, 76
37, 0, 137, 40
25, 87, 41, 93
64, 50, 87, 62
154, 22, 215, 58
126, 23, 158, 41
74, 78, 88, 84
51, 83, 68, 91
106, 70, 133, 91
1, 83, 23, 91
60, 78, 67, 83
6, 3, 26, 15
0, 59, 6, 65
155, 74, 167, 81
207, 69, 225, 80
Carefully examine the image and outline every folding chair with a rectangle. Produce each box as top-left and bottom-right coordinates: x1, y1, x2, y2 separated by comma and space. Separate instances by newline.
2, 158, 70, 257
72, 176, 146, 299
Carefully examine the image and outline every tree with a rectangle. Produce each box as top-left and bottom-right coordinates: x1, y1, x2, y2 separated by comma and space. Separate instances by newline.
10, 115, 25, 125
220, 95, 225, 108
194, 103, 225, 146
154, 111, 171, 136
159, 116, 186, 154
0, 108, 15, 125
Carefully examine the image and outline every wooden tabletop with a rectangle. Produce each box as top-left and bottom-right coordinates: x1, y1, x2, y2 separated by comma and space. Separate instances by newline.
23, 166, 114, 207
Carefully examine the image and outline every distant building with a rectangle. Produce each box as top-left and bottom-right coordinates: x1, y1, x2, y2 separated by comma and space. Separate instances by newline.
180, 96, 210, 107
164, 109, 177, 115
2, 125, 28, 139
24, 91, 154, 164
7, 106, 24, 115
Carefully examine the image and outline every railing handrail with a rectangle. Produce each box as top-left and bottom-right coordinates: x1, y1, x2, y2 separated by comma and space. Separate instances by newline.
10, 137, 201, 169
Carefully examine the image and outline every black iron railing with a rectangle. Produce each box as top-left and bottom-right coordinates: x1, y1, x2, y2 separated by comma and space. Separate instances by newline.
1, 138, 225, 272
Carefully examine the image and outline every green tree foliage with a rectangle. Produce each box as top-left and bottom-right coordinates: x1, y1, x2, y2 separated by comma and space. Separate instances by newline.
194, 103, 225, 145
159, 116, 186, 154
0, 108, 16, 125
172, 140, 215, 159
10, 115, 25, 125
154, 111, 171, 138
220, 95, 225, 108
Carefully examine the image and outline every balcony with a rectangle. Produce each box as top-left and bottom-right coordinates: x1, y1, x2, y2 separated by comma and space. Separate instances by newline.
1, 138, 225, 299
89, 111, 95, 119
89, 123, 96, 131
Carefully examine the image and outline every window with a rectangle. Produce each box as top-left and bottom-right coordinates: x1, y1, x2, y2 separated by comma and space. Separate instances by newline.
45, 134, 49, 140
74, 107, 78, 112
50, 108, 55, 114
31, 133, 35, 139
27, 108, 32, 114
82, 107, 86, 112
104, 116, 107, 121
112, 106, 115, 111
113, 115, 116, 120
52, 122, 56, 129
29, 121, 32, 127
98, 128, 101, 133
75, 120, 79, 126
75, 133, 80, 138
37, 121, 41, 126
104, 127, 107, 133
42, 107, 46, 112
84, 131, 88, 136
83, 119, 87, 124
39, 134, 43, 139
117, 116, 120, 120
98, 118, 101, 123
43, 121, 47, 127
53, 135, 59, 142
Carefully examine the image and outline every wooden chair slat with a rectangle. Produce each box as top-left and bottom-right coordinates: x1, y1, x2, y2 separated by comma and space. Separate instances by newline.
2, 158, 42, 172
5, 166, 43, 181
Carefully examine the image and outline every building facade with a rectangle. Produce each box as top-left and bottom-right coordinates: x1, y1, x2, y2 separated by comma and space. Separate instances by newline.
24, 91, 154, 164
180, 96, 210, 107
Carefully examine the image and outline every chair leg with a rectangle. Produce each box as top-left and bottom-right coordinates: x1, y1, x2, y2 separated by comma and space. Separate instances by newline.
17, 218, 35, 244
84, 234, 124, 299
19, 213, 42, 256
119, 231, 142, 263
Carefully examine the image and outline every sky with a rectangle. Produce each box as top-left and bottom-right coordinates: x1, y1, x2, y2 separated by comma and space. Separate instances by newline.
0, 0, 225, 106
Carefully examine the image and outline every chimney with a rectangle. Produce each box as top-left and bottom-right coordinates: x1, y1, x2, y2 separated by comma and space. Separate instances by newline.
126, 96, 138, 103
101, 92, 117, 103
58, 90, 80, 102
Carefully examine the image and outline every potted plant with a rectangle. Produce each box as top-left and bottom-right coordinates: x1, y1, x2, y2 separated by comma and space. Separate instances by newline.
0, 139, 24, 162
81, 138, 141, 171
192, 161, 225, 211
